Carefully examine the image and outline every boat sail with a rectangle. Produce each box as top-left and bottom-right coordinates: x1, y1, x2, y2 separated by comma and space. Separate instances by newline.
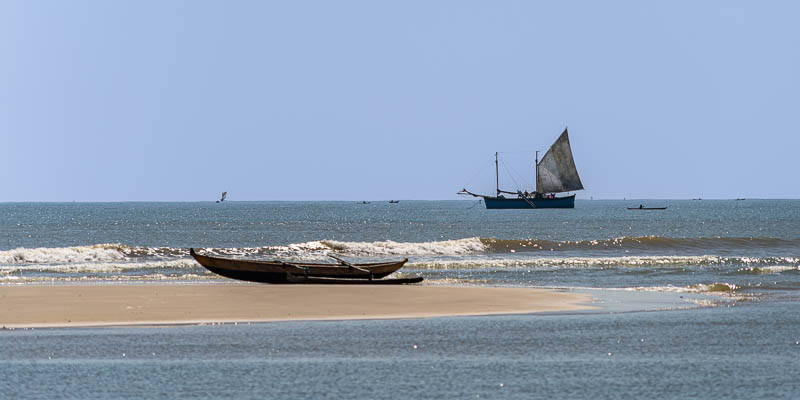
458, 128, 583, 209
536, 129, 584, 194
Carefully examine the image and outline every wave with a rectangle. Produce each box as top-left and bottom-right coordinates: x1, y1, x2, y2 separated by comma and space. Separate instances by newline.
1, 259, 201, 274
0, 244, 129, 264
690, 282, 738, 293
235, 236, 800, 257
223, 236, 800, 258
0, 244, 186, 264
0, 272, 219, 283
405, 256, 800, 270
733, 265, 799, 275
407, 256, 721, 270
612, 283, 739, 294
0, 239, 490, 265
482, 236, 800, 253
318, 238, 487, 256
2, 236, 799, 265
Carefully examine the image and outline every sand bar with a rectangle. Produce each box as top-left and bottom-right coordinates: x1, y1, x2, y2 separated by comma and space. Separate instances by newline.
0, 284, 596, 328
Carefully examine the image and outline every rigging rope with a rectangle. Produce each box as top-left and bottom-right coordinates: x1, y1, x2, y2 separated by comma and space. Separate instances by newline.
466, 199, 482, 209
460, 160, 495, 193
517, 191, 536, 208
500, 159, 532, 192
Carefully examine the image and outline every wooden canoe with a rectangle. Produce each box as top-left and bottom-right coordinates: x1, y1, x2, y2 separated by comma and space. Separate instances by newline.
189, 248, 415, 284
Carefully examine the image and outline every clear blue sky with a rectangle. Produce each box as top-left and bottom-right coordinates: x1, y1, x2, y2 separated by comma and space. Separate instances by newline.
2, 1, 798, 201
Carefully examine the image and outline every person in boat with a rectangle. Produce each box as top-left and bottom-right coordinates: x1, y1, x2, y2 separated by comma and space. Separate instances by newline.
639, 204, 643, 209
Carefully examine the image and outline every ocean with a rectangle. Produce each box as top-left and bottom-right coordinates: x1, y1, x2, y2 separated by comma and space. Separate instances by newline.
2, 200, 800, 398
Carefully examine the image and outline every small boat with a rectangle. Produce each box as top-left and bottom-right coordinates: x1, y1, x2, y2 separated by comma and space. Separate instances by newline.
389, 200, 400, 203
627, 205, 668, 210
360, 201, 371, 204
216, 192, 227, 203
189, 248, 419, 284
458, 128, 583, 209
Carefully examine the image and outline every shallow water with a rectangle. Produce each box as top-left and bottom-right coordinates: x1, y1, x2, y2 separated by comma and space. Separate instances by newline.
2, 300, 798, 399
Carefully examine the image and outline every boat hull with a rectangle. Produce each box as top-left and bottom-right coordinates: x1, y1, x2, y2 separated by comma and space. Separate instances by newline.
482, 195, 576, 209
190, 248, 413, 284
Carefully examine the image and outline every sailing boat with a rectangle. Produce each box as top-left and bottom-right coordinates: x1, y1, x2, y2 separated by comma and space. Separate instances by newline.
216, 192, 227, 203
458, 128, 584, 209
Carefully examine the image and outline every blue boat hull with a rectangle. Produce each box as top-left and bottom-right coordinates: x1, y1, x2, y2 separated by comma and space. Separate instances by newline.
483, 195, 576, 209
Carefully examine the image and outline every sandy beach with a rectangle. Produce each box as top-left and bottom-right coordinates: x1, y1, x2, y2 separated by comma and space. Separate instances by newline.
0, 284, 595, 328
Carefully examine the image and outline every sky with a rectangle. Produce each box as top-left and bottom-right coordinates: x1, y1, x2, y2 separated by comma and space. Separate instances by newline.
2, 1, 798, 201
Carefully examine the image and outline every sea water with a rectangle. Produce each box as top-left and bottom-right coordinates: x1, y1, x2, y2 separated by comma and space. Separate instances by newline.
1, 200, 799, 398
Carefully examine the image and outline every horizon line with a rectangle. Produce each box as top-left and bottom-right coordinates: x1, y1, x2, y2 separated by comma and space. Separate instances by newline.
1, 198, 796, 203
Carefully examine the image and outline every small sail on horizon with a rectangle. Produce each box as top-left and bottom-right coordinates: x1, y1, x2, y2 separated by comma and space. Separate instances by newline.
536, 128, 583, 194
217, 192, 227, 203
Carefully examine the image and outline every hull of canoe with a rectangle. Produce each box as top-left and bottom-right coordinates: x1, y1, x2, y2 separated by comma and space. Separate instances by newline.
190, 248, 409, 284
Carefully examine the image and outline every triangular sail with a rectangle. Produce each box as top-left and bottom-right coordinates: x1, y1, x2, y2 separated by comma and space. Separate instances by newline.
536, 128, 584, 193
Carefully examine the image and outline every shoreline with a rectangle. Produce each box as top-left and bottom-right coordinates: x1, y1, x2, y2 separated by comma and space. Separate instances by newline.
0, 284, 596, 328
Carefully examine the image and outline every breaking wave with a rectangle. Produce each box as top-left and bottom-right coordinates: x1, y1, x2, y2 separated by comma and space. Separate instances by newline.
405, 256, 800, 270
481, 236, 800, 253
619, 282, 739, 294
0, 244, 186, 264
180, 236, 800, 259
0, 244, 128, 264
734, 265, 799, 275
2, 237, 798, 266
691, 282, 740, 293
3, 259, 200, 274
1, 239, 796, 289
318, 238, 487, 256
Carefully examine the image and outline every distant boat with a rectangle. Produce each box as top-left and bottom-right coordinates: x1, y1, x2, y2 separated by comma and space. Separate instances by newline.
389, 200, 399, 204
735, 198, 746, 201
216, 192, 227, 203
627, 205, 668, 210
189, 248, 420, 284
458, 128, 583, 209
360, 201, 371, 204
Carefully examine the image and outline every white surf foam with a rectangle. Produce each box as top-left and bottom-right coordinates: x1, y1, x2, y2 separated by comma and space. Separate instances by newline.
0, 259, 200, 274
405, 255, 726, 270
0, 244, 194, 265
318, 237, 487, 256
736, 265, 799, 274
0, 272, 219, 283
0, 244, 129, 264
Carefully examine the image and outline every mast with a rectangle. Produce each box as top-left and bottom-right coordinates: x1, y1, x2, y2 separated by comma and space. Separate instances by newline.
535, 151, 539, 194
495, 152, 499, 196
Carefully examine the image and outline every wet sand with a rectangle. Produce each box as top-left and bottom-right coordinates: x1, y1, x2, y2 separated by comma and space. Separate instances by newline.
0, 284, 596, 328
